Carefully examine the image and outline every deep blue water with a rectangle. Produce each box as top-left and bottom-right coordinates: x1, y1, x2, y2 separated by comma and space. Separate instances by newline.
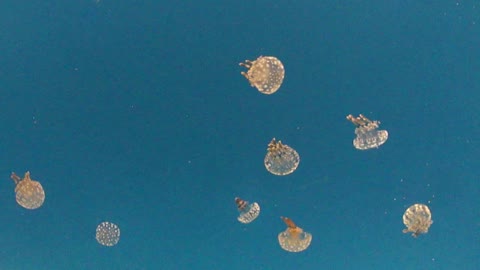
0, 1, 479, 269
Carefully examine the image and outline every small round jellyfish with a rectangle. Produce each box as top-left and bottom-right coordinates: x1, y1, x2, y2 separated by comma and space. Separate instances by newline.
235, 197, 260, 224
239, 56, 285, 94
10, 171, 45, 210
278, 216, 312, 252
346, 114, 388, 150
402, 203, 433, 238
264, 138, 300, 176
96, 221, 120, 246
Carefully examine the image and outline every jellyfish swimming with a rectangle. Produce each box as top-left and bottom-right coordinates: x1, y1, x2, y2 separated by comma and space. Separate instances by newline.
264, 138, 300, 176
10, 171, 45, 210
402, 203, 433, 238
96, 221, 120, 246
239, 56, 285, 94
346, 114, 388, 150
235, 197, 260, 224
278, 216, 312, 252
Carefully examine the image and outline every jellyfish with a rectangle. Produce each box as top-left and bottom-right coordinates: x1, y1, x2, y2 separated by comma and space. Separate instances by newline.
264, 138, 300, 176
239, 56, 285, 94
402, 204, 433, 238
235, 197, 260, 224
96, 221, 120, 246
346, 114, 388, 150
278, 216, 312, 252
10, 171, 45, 210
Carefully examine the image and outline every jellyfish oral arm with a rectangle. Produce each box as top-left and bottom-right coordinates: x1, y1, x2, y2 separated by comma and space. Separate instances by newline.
10, 172, 21, 185
281, 216, 297, 228
235, 197, 248, 211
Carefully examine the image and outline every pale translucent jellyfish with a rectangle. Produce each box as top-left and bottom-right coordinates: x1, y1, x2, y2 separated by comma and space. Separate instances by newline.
235, 197, 260, 224
96, 221, 120, 246
346, 114, 388, 150
239, 56, 285, 94
264, 138, 300, 176
402, 203, 433, 238
278, 216, 312, 252
10, 171, 45, 210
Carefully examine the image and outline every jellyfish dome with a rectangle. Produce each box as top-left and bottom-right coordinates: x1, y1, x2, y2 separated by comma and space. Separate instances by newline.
346, 114, 388, 150
96, 221, 121, 246
235, 197, 260, 224
278, 216, 312, 252
10, 171, 45, 210
264, 138, 300, 176
402, 203, 433, 238
239, 56, 285, 94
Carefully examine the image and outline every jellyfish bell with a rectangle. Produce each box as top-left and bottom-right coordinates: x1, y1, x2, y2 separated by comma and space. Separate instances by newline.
264, 138, 300, 176
278, 216, 312, 252
96, 221, 120, 246
346, 114, 388, 150
402, 203, 433, 238
239, 56, 285, 94
10, 171, 45, 210
235, 197, 260, 224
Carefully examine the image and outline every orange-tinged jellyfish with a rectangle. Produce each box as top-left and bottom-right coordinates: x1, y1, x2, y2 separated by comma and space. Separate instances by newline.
402, 203, 433, 238
10, 171, 45, 210
239, 56, 285, 94
235, 197, 260, 224
346, 114, 388, 150
278, 216, 312, 252
264, 138, 300, 176
96, 221, 120, 246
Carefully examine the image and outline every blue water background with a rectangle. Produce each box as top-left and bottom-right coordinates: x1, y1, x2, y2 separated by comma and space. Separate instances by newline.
0, 1, 479, 269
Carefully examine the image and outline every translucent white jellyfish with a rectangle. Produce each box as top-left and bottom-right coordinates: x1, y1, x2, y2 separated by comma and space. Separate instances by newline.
402, 203, 433, 238
264, 138, 300, 176
10, 171, 45, 210
96, 221, 120, 246
278, 216, 312, 252
346, 114, 388, 150
239, 56, 285, 94
235, 197, 260, 224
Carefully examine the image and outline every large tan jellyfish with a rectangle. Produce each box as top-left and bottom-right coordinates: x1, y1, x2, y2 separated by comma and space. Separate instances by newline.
346, 114, 388, 150
264, 138, 300, 176
235, 197, 260, 224
96, 221, 120, 246
278, 216, 312, 252
10, 171, 45, 210
402, 203, 433, 238
239, 56, 285, 94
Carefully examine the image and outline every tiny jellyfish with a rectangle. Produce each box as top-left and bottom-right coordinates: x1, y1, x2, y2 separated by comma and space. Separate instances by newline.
10, 171, 45, 210
239, 56, 285, 94
264, 138, 300, 176
96, 221, 120, 246
235, 197, 260, 224
346, 114, 388, 150
402, 203, 433, 238
278, 216, 312, 252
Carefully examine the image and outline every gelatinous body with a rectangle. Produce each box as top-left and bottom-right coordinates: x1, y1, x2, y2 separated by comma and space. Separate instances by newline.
402, 204, 433, 238
239, 56, 285, 94
96, 221, 120, 246
278, 216, 312, 252
235, 197, 260, 224
264, 138, 300, 176
346, 114, 388, 150
10, 171, 45, 210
